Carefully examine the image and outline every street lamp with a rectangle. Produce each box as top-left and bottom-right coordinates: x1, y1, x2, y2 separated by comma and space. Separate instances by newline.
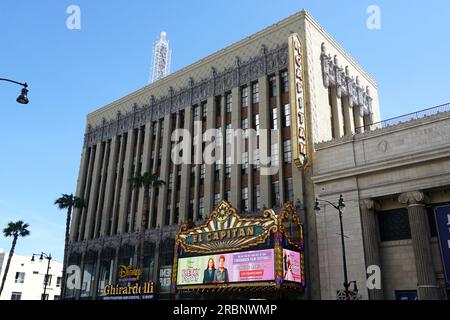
31, 252, 52, 300
314, 195, 357, 300
0, 78, 29, 104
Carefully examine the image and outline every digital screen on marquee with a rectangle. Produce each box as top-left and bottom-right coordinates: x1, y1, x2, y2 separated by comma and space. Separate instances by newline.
282, 249, 302, 283
177, 249, 275, 285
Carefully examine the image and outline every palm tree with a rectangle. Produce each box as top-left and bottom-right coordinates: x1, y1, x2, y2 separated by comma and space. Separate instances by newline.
129, 172, 165, 287
54, 194, 86, 300
0, 221, 30, 297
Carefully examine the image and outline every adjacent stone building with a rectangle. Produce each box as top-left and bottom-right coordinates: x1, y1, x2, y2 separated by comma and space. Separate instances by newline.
313, 105, 450, 300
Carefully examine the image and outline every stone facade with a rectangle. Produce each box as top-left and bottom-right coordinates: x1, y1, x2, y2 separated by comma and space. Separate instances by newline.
313, 109, 450, 300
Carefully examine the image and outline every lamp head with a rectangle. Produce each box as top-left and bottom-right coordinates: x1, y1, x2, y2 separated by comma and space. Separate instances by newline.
338, 194, 345, 210
16, 87, 29, 105
31, 255, 35, 262
39, 254, 43, 261
314, 199, 321, 211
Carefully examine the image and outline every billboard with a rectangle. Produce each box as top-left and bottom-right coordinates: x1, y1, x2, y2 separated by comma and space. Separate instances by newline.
434, 205, 450, 285
176, 249, 275, 286
282, 249, 302, 283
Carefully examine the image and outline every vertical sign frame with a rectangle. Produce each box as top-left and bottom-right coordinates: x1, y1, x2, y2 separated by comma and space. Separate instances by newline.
288, 33, 308, 169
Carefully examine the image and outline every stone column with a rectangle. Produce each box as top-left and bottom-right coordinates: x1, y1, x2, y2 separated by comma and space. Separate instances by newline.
353, 106, 364, 133
275, 73, 285, 204
179, 107, 193, 223
75, 251, 86, 300
258, 75, 272, 208
71, 146, 90, 241
230, 86, 241, 210
330, 87, 344, 138
92, 249, 102, 300
157, 115, 172, 227
399, 191, 441, 300
111, 246, 120, 285
360, 199, 384, 300
100, 137, 118, 237
204, 97, 216, 215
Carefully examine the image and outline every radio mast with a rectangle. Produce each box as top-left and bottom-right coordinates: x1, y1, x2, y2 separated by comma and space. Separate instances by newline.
150, 31, 172, 83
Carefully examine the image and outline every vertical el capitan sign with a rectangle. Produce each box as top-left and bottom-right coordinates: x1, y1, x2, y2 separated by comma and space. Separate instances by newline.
288, 33, 308, 169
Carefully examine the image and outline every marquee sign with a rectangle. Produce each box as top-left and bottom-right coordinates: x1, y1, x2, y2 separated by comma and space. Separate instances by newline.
288, 33, 308, 169
173, 200, 305, 293
176, 200, 278, 254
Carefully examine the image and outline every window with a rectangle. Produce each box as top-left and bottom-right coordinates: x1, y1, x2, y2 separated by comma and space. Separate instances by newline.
189, 200, 194, 220
281, 71, 289, 93
11, 292, 22, 300
242, 152, 249, 173
271, 143, 279, 167
15, 272, 25, 284
194, 105, 201, 120
242, 118, 249, 130
169, 173, 174, 189
45, 274, 52, 286
253, 149, 260, 170
225, 191, 231, 202
284, 140, 292, 164
242, 188, 249, 212
54, 295, 60, 300
56, 277, 62, 287
226, 93, 232, 113
199, 198, 205, 219
378, 209, 411, 241
202, 102, 207, 119
214, 194, 221, 206
175, 203, 180, 224
252, 82, 259, 104
255, 185, 261, 210
241, 86, 249, 107
286, 177, 294, 202
283, 104, 291, 127
200, 164, 206, 180
271, 108, 278, 130
272, 181, 280, 207
225, 158, 231, 178
254, 114, 260, 136
226, 124, 232, 145
269, 75, 277, 97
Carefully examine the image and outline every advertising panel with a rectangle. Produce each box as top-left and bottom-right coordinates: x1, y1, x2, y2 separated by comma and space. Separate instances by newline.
282, 249, 302, 283
434, 205, 450, 285
177, 249, 275, 286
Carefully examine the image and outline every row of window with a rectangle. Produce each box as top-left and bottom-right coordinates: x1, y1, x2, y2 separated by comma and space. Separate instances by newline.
13, 272, 62, 287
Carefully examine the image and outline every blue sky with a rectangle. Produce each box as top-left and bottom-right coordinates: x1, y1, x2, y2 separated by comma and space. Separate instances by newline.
0, 0, 449, 261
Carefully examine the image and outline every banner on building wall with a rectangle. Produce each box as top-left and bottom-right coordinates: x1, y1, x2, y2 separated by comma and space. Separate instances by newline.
434, 205, 450, 285
288, 33, 308, 170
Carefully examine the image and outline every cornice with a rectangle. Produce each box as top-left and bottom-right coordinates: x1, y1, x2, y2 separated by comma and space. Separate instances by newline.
84, 43, 288, 148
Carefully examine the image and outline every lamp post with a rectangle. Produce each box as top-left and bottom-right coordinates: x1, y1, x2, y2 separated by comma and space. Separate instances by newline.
31, 252, 52, 300
0, 78, 29, 104
314, 195, 358, 300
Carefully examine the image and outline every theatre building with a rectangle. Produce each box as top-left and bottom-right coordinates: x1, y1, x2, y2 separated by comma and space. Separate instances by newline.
65, 10, 382, 300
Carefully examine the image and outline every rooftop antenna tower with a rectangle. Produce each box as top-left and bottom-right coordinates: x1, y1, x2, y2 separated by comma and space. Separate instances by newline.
150, 31, 172, 83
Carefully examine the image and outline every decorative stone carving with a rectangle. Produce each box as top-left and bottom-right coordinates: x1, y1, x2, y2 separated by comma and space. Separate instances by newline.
399, 191, 429, 206
320, 43, 373, 117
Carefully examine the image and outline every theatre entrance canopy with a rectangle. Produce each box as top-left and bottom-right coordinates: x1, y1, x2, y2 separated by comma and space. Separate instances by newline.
172, 200, 305, 294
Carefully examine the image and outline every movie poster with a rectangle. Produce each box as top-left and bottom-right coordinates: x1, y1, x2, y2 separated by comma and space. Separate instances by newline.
176, 249, 275, 285
282, 249, 301, 283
